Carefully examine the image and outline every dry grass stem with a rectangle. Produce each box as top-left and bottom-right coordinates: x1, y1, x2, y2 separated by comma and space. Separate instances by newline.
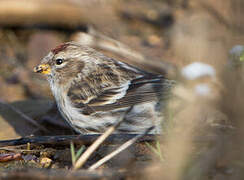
73, 114, 126, 170
88, 126, 154, 170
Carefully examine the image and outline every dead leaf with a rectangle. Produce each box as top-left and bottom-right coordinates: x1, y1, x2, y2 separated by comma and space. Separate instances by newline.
0, 153, 22, 162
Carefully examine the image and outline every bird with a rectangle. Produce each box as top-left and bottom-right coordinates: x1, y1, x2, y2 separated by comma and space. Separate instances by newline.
34, 42, 173, 134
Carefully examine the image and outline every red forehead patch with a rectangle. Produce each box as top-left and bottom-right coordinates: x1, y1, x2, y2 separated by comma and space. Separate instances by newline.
51, 43, 69, 54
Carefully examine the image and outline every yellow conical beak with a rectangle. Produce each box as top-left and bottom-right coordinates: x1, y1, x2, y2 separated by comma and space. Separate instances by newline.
33, 64, 51, 75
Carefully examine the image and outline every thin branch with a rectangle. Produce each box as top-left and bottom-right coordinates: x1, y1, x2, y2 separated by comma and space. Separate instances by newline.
0, 134, 156, 147
88, 126, 154, 170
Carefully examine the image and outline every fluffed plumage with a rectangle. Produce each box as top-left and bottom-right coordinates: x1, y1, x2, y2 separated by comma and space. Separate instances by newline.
34, 42, 173, 134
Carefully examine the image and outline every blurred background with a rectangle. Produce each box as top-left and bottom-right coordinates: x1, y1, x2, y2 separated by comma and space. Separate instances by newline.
2, 0, 243, 103
0, 0, 244, 179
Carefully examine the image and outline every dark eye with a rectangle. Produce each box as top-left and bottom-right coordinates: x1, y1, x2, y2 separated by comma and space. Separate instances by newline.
56, 58, 63, 65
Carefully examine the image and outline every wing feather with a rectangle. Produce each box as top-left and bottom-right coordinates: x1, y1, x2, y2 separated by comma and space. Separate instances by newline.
67, 74, 172, 114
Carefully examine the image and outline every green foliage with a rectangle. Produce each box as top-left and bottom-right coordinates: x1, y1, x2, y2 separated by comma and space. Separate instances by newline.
70, 142, 85, 166
146, 140, 164, 162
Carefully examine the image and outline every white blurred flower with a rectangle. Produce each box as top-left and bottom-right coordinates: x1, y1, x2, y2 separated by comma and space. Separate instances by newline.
181, 62, 216, 80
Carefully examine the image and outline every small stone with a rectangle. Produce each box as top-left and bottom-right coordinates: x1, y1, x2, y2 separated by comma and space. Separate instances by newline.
40, 157, 52, 168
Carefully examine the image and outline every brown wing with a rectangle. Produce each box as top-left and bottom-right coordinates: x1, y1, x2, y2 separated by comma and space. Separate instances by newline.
68, 74, 172, 114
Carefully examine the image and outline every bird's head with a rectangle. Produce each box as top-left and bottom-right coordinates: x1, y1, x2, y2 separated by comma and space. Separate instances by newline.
33, 42, 105, 84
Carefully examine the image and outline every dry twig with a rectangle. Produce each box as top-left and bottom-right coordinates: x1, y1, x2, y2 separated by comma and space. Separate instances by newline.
0, 134, 156, 147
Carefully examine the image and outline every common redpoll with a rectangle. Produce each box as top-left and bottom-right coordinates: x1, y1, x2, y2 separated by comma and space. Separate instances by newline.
34, 42, 173, 134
